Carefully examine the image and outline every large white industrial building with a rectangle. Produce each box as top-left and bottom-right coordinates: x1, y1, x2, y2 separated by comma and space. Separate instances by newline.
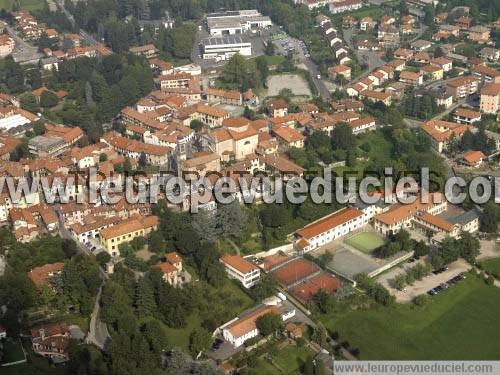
206, 9, 272, 36
201, 35, 252, 60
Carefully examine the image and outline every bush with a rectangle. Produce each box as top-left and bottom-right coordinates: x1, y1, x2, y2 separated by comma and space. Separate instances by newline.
413, 294, 428, 307
244, 336, 260, 347
485, 275, 495, 286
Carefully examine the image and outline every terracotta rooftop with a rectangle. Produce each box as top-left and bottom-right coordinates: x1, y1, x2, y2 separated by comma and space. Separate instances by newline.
220, 254, 258, 274
296, 207, 363, 240
29, 262, 64, 289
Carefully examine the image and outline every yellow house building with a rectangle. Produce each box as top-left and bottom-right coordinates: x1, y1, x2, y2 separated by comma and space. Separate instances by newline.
100, 215, 158, 256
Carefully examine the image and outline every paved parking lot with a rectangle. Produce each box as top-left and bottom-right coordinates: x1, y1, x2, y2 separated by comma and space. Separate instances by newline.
378, 258, 471, 302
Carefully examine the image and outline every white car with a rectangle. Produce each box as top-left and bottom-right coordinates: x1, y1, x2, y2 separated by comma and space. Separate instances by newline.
277, 292, 287, 301
317, 74, 321, 79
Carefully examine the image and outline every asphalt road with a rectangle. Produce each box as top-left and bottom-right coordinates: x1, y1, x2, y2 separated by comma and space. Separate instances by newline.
86, 285, 111, 350
6, 25, 42, 64
57, 0, 100, 46
56, 207, 111, 350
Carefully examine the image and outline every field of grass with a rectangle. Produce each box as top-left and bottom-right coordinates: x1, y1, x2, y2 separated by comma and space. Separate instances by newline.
319, 275, 500, 359
247, 343, 315, 374
1, 339, 25, 363
272, 344, 315, 373
0, 0, 44, 11
480, 257, 500, 275
1, 339, 65, 375
345, 232, 385, 254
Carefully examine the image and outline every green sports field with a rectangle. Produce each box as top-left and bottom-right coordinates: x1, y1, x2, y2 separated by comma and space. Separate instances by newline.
345, 232, 385, 254
319, 275, 500, 359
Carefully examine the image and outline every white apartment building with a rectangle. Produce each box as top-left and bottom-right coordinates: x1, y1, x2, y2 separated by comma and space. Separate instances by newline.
220, 254, 260, 288
220, 304, 292, 347
294, 207, 364, 253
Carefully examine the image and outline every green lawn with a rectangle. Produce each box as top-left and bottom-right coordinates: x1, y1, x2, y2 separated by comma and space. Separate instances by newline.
1, 339, 25, 363
480, 257, 500, 275
319, 275, 500, 359
1, 339, 65, 375
345, 232, 385, 254
272, 344, 315, 373
0, 0, 44, 11
247, 344, 315, 374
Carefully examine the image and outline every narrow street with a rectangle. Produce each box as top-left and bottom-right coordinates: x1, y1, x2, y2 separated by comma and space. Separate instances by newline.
86, 285, 111, 350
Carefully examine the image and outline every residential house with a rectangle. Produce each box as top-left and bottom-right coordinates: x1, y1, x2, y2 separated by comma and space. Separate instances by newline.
221, 305, 285, 347
431, 57, 453, 72
480, 83, 500, 114
206, 88, 242, 106
100, 215, 159, 256
421, 65, 444, 81
460, 150, 486, 168
273, 126, 305, 150
328, 64, 351, 81
399, 71, 423, 86
446, 76, 479, 99
359, 90, 392, 106
31, 322, 69, 362
394, 48, 413, 60
329, 0, 362, 15
410, 40, 432, 51
155, 252, 186, 287
129, 44, 159, 58
455, 16, 472, 30
267, 99, 288, 118
191, 104, 230, 128
452, 108, 481, 125
468, 26, 490, 44
479, 47, 500, 62
180, 151, 221, 177
421, 119, 472, 153
359, 17, 376, 31
28, 262, 64, 290
220, 254, 260, 288
473, 65, 500, 84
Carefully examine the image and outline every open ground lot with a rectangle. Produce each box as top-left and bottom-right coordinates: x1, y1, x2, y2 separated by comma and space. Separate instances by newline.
344, 232, 385, 254
267, 74, 312, 98
319, 274, 500, 359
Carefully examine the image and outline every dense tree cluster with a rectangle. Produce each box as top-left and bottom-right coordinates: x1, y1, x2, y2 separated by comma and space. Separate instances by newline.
402, 94, 444, 120
219, 54, 270, 92
429, 232, 480, 269
375, 230, 413, 258
51, 53, 153, 141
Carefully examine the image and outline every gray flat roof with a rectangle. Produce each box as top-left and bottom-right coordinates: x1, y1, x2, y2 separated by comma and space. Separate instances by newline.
201, 35, 250, 46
